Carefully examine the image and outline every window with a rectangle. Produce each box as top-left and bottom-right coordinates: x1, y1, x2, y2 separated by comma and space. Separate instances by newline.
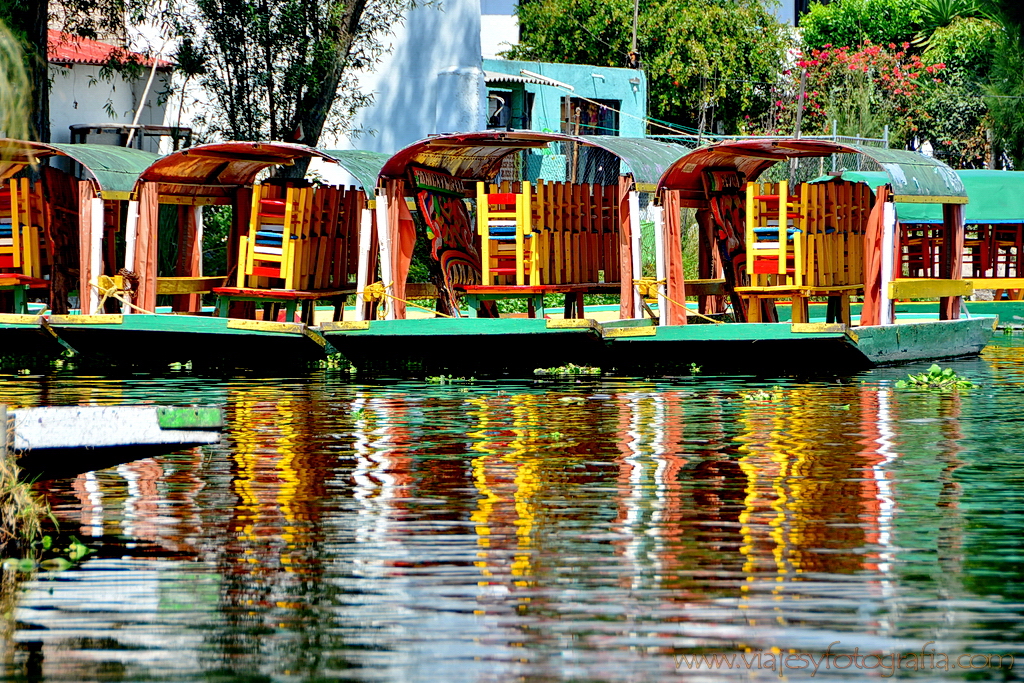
561, 97, 619, 136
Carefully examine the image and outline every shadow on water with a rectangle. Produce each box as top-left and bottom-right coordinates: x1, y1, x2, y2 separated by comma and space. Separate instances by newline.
0, 337, 1021, 681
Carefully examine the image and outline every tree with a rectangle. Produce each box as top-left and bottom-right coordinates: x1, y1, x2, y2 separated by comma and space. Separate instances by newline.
506, 0, 790, 134
0, 19, 30, 141
799, 0, 922, 53
0, 0, 49, 141
979, 0, 1024, 167
175, 0, 409, 174
916, 17, 999, 167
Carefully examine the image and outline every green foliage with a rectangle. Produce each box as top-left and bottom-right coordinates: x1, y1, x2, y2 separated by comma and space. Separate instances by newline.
202, 205, 233, 276
917, 18, 996, 167
689, 362, 701, 375
979, 0, 1024, 167
508, 0, 790, 132
800, 0, 923, 52
895, 364, 978, 390
0, 19, 30, 142
534, 363, 601, 376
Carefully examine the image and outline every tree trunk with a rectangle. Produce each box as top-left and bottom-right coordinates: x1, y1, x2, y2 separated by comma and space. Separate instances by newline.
7, 0, 50, 141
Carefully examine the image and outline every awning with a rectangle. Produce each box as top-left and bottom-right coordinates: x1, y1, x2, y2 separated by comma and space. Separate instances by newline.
0, 139, 159, 199
658, 139, 968, 204
483, 70, 554, 87
814, 169, 1024, 224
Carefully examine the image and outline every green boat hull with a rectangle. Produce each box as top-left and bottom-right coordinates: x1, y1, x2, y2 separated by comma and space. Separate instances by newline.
50, 314, 331, 370
0, 315, 68, 369
320, 316, 997, 376
605, 317, 997, 375
320, 318, 606, 375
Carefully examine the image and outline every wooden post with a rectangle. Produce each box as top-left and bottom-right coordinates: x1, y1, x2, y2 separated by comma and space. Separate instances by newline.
940, 202, 965, 320
629, 190, 643, 316
880, 199, 896, 325
355, 203, 375, 321
661, 190, 687, 325
77, 181, 96, 314
617, 176, 635, 319
653, 203, 667, 318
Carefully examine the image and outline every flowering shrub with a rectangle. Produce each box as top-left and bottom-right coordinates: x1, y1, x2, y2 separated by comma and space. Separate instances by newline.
785, 41, 945, 146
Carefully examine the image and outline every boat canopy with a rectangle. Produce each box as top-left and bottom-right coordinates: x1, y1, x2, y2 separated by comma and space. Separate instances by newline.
813, 169, 1023, 224
657, 139, 967, 205
0, 139, 158, 200
139, 141, 388, 197
379, 131, 691, 189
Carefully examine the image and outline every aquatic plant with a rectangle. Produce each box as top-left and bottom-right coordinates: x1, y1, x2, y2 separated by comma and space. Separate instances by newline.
534, 364, 601, 376
426, 375, 475, 384
689, 362, 702, 375
0, 454, 48, 550
896, 364, 978, 390
739, 386, 784, 402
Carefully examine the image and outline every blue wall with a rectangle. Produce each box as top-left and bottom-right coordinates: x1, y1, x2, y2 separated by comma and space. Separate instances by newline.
483, 58, 647, 137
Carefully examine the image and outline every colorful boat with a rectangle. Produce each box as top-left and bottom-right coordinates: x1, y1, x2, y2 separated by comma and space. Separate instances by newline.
17, 142, 389, 368
322, 133, 995, 376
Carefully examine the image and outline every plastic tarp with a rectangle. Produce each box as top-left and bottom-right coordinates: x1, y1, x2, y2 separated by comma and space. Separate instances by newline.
813, 169, 1024, 224
320, 150, 390, 197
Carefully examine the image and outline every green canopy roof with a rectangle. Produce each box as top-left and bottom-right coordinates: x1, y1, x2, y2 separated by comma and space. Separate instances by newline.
48, 143, 160, 197
813, 169, 1024, 224
320, 150, 390, 197
844, 145, 966, 201
576, 136, 693, 190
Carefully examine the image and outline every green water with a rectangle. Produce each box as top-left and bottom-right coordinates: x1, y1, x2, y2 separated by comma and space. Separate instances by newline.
0, 338, 1022, 681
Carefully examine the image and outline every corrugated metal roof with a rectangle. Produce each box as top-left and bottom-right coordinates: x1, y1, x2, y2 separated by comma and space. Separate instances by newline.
0, 139, 158, 197
47, 30, 172, 69
380, 131, 690, 189
658, 139, 967, 203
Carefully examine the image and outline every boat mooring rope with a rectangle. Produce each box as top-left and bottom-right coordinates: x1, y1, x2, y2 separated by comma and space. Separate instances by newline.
632, 277, 724, 325
358, 281, 454, 320
92, 271, 156, 315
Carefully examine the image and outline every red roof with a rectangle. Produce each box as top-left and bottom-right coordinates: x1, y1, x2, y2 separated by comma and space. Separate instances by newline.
47, 30, 172, 70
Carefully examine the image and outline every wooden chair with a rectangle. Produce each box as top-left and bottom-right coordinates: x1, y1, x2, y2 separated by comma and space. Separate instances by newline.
745, 180, 804, 287
237, 185, 311, 289
477, 181, 539, 286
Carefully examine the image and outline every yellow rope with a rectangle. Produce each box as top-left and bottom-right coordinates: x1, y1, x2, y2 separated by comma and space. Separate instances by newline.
358, 281, 454, 320
632, 277, 724, 325
92, 275, 156, 315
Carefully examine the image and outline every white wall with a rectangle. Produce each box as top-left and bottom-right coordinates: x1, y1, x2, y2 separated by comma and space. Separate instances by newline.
324, 0, 487, 155
48, 63, 170, 154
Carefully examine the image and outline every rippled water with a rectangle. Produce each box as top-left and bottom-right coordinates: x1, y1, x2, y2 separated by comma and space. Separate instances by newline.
0, 337, 1022, 682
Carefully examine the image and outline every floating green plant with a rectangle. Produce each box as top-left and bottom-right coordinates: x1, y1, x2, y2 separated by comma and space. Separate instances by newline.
534, 363, 600, 376
896, 365, 977, 391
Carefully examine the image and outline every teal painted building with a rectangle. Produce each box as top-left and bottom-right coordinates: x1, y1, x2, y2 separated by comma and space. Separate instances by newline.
482, 58, 647, 138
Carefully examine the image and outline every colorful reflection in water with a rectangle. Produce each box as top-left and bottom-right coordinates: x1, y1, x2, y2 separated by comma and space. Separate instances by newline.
0, 338, 1021, 681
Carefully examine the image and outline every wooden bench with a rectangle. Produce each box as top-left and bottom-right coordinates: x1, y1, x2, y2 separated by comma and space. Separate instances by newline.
212, 286, 355, 324
735, 284, 862, 325
0, 274, 47, 314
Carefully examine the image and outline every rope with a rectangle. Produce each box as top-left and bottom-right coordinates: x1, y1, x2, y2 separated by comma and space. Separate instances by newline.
632, 277, 725, 325
92, 271, 156, 315
358, 281, 454, 320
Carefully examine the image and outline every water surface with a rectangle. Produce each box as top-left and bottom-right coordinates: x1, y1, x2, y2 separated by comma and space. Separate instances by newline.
1, 338, 1023, 681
